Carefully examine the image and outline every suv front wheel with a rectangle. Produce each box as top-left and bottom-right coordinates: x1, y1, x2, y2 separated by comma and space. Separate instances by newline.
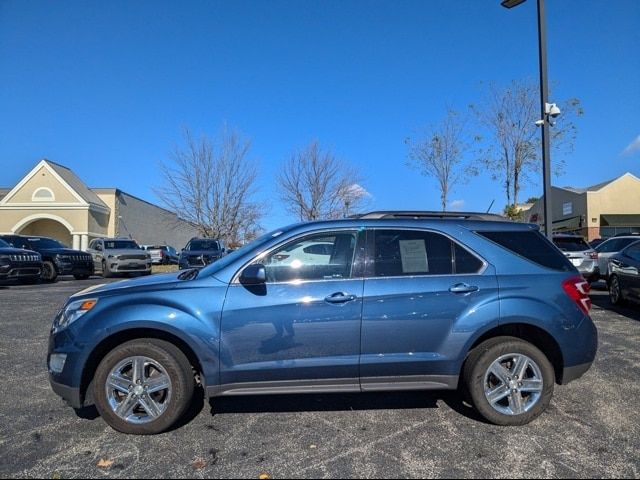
93, 339, 195, 435
463, 337, 555, 426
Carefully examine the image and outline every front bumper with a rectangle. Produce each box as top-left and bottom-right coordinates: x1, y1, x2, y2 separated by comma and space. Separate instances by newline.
108, 260, 152, 272
50, 377, 83, 409
57, 261, 95, 276
0, 263, 42, 280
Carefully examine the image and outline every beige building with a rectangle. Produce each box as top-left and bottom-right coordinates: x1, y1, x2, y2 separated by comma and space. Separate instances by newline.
527, 172, 640, 241
0, 159, 199, 250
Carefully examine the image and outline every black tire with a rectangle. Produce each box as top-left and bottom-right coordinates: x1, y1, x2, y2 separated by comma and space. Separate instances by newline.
102, 260, 114, 278
609, 275, 625, 306
41, 261, 58, 283
74, 274, 90, 280
93, 339, 195, 435
463, 336, 555, 426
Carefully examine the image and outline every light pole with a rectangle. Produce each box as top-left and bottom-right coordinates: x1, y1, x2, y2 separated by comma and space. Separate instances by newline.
501, 0, 554, 239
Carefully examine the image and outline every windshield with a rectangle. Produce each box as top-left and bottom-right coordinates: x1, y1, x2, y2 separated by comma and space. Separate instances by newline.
188, 240, 221, 251
25, 237, 65, 249
554, 237, 591, 252
105, 240, 140, 250
0, 239, 9, 248
199, 226, 298, 277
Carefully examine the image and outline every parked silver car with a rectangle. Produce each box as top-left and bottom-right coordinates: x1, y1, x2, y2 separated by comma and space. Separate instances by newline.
552, 234, 599, 282
146, 245, 179, 265
87, 238, 152, 278
595, 235, 640, 281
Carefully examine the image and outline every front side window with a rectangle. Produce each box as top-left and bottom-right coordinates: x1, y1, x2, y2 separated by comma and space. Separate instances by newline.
262, 231, 358, 283
371, 230, 483, 277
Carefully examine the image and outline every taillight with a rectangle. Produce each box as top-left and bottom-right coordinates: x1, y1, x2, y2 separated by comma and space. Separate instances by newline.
562, 276, 592, 316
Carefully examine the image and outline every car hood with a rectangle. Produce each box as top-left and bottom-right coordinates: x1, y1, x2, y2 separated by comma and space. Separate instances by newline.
0, 247, 40, 256
72, 271, 184, 298
38, 247, 90, 256
103, 249, 150, 257
181, 250, 222, 256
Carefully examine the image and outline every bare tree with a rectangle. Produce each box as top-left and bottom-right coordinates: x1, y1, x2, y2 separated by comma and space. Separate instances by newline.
277, 141, 367, 221
155, 127, 262, 248
471, 80, 582, 212
406, 110, 472, 211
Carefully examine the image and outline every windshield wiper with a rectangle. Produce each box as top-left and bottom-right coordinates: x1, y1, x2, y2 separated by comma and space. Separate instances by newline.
177, 268, 199, 281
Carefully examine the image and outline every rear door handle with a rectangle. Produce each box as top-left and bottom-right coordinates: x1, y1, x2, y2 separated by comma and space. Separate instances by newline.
325, 292, 357, 304
449, 283, 479, 294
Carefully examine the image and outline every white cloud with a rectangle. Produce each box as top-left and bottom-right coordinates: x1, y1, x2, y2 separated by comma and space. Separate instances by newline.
449, 199, 465, 211
622, 134, 640, 156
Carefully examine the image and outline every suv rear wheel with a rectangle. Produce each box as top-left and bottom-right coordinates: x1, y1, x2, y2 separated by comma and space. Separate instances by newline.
93, 339, 195, 435
463, 337, 554, 426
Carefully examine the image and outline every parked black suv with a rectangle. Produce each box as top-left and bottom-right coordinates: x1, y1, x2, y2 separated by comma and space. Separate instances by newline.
0, 235, 94, 282
0, 238, 42, 284
178, 238, 226, 269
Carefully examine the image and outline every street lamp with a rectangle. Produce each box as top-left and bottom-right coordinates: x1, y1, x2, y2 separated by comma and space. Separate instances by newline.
501, 0, 554, 239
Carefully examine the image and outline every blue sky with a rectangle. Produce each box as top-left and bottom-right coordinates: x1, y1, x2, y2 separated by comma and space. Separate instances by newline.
1, 0, 638, 230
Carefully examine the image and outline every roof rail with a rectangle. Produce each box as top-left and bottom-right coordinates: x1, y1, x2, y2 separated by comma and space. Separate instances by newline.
354, 211, 508, 221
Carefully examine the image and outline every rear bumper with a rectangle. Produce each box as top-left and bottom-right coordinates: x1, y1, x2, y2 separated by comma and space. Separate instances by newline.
561, 362, 593, 384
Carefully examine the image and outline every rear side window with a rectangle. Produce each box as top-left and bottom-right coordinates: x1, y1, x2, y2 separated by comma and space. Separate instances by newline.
478, 230, 574, 272
553, 237, 591, 252
371, 230, 483, 277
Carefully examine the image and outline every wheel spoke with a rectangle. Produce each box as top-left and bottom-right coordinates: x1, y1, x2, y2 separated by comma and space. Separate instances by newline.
107, 372, 131, 394
132, 357, 146, 384
512, 355, 529, 380
115, 392, 139, 418
520, 379, 543, 393
138, 394, 163, 418
489, 363, 511, 384
146, 374, 170, 394
486, 384, 510, 405
509, 391, 525, 415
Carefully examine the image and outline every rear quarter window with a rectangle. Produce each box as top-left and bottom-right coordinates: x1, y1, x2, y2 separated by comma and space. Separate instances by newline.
478, 230, 574, 272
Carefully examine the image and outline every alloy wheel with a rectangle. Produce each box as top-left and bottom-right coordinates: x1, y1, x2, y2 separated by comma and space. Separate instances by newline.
105, 356, 172, 425
610, 277, 621, 304
483, 353, 544, 416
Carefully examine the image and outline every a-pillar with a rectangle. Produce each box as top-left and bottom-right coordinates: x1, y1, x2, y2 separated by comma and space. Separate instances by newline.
81, 235, 89, 251
72, 234, 81, 251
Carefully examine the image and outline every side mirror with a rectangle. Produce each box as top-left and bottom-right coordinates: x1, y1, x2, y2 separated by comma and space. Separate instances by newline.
240, 264, 266, 285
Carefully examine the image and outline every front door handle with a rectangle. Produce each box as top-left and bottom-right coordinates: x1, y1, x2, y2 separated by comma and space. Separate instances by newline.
449, 283, 479, 294
325, 292, 357, 304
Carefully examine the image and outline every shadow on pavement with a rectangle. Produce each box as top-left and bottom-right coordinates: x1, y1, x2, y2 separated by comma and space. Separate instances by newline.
591, 293, 640, 322
209, 390, 487, 424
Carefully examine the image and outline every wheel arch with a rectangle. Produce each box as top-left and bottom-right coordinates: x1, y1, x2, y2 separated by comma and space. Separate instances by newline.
463, 323, 565, 385
80, 328, 205, 406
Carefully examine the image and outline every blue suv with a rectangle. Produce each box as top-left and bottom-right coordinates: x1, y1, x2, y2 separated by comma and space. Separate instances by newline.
48, 212, 597, 434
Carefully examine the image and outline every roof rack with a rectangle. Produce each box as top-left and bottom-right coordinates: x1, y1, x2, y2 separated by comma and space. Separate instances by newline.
354, 211, 507, 221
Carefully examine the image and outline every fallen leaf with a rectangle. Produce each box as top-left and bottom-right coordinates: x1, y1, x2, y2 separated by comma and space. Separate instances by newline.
259, 473, 271, 480
97, 458, 114, 469
193, 458, 207, 470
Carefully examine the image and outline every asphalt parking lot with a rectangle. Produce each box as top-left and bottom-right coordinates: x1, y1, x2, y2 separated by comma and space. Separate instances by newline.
0, 278, 639, 479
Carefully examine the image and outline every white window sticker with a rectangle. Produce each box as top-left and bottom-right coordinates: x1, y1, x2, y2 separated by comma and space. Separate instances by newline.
399, 239, 429, 273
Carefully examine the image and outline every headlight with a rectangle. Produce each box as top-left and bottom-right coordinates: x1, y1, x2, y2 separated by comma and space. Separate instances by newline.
0, 254, 9, 265
56, 254, 71, 262
53, 298, 98, 332
108, 254, 119, 259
